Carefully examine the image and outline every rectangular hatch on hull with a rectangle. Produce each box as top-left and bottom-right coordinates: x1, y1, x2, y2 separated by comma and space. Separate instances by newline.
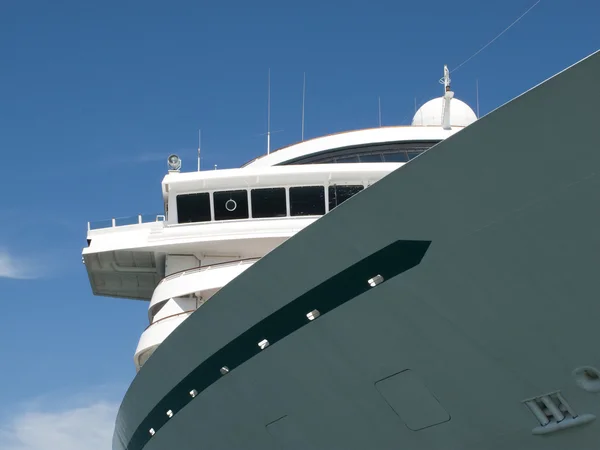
375, 369, 450, 431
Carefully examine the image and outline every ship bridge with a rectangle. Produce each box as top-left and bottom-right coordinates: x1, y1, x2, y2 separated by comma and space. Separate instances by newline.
83, 64, 479, 372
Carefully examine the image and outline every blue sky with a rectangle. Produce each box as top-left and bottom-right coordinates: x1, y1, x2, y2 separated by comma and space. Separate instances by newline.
0, 0, 597, 448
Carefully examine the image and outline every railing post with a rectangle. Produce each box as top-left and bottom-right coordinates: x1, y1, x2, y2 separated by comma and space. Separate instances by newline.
138, 214, 143, 224
112, 218, 116, 227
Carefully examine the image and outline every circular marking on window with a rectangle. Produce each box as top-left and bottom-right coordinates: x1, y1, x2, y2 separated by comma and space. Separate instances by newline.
225, 199, 237, 212
573, 366, 600, 392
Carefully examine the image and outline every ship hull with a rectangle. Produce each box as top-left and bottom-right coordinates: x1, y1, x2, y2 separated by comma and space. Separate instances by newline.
114, 49, 600, 450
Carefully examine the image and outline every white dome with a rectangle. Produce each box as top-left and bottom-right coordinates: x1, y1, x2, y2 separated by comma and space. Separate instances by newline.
412, 96, 477, 127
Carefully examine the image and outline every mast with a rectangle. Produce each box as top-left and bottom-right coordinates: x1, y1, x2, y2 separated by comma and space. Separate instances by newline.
197, 129, 201, 171
441, 65, 454, 130
267, 68, 271, 154
476, 78, 480, 118
301, 72, 306, 141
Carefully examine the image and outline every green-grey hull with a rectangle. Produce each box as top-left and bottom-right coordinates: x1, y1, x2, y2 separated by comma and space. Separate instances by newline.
115, 49, 600, 450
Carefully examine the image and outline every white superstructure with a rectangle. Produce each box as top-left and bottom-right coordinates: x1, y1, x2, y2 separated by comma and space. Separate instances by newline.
83, 67, 478, 371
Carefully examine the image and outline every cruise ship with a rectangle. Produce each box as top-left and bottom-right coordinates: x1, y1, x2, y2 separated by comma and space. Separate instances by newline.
83, 50, 600, 450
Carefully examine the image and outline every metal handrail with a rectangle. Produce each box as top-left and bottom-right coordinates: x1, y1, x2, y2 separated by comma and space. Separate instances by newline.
159, 258, 260, 285
145, 310, 195, 330
87, 214, 165, 231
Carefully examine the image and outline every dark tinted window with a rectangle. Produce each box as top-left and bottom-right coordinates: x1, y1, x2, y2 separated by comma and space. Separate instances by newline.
177, 193, 211, 223
335, 155, 359, 163
278, 141, 438, 165
329, 185, 364, 210
289, 186, 325, 216
251, 188, 287, 218
213, 190, 249, 221
359, 153, 383, 163
383, 151, 409, 162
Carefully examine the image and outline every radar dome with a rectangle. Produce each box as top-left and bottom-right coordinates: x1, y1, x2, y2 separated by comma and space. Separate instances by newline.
412, 97, 477, 127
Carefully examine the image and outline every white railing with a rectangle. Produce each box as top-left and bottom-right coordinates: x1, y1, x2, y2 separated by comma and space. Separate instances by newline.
159, 258, 260, 285
145, 310, 195, 330
87, 214, 166, 231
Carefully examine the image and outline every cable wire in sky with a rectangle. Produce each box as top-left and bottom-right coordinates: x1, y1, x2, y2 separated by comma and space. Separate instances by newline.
451, 0, 542, 74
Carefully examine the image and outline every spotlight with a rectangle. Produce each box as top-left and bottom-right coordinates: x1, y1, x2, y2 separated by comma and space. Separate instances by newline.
167, 154, 181, 171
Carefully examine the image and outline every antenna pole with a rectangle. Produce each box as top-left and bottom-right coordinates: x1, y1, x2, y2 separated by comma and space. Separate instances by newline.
440, 65, 454, 130
301, 72, 306, 141
476, 78, 480, 118
197, 129, 201, 171
267, 68, 271, 154
378, 96, 382, 127
414, 97, 417, 114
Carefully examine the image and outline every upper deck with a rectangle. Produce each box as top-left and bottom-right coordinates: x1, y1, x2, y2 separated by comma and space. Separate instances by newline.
82, 124, 471, 301
243, 125, 463, 168
83, 161, 403, 300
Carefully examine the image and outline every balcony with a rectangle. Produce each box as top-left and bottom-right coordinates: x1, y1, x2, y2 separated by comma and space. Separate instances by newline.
134, 310, 193, 371
149, 258, 259, 313
135, 258, 259, 371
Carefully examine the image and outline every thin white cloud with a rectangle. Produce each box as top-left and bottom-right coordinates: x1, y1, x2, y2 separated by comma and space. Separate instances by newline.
131, 152, 169, 163
97, 151, 181, 167
0, 250, 40, 280
0, 390, 119, 450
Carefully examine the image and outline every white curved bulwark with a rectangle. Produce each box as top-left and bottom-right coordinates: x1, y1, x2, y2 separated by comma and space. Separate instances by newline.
135, 310, 191, 369
134, 258, 259, 370
152, 258, 258, 307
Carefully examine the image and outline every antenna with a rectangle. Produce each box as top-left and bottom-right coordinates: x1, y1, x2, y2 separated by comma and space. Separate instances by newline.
440, 65, 454, 130
301, 72, 306, 141
267, 68, 271, 154
476, 79, 480, 118
400, 0, 540, 128
378, 96, 382, 127
440, 65, 451, 92
197, 129, 201, 172
414, 97, 417, 114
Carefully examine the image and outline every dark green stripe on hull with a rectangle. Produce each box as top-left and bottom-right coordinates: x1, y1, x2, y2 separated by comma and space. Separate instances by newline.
127, 239, 431, 450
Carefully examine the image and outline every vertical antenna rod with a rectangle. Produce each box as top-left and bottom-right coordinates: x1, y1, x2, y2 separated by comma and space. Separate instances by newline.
440, 65, 454, 130
301, 72, 306, 141
197, 129, 201, 171
267, 68, 271, 154
378, 96, 382, 127
476, 78, 480, 118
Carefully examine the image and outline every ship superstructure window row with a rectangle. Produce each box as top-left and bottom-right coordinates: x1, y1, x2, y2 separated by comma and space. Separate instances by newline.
278, 140, 439, 165
176, 184, 365, 224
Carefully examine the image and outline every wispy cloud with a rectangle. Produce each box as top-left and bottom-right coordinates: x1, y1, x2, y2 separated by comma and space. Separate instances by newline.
96, 150, 187, 168
126, 152, 169, 164
0, 250, 41, 280
0, 389, 120, 450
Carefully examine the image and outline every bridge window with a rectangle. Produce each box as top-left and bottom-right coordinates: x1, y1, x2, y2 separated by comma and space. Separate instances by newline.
177, 193, 211, 223
289, 186, 325, 216
383, 151, 409, 162
214, 190, 249, 221
329, 185, 364, 210
251, 188, 287, 218
359, 153, 383, 163
336, 155, 359, 163
278, 141, 438, 165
